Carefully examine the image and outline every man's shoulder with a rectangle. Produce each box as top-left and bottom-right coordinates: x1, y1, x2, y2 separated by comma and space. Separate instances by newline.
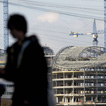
27, 35, 39, 42
27, 35, 42, 48
6, 42, 18, 53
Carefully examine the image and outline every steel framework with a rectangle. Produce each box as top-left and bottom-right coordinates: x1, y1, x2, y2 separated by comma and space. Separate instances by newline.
3, 0, 9, 51
104, 0, 106, 52
52, 46, 106, 106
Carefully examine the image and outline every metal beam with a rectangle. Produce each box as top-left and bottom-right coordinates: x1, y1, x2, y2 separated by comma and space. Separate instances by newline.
104, 0, 106, 52
3, 0, 9, 51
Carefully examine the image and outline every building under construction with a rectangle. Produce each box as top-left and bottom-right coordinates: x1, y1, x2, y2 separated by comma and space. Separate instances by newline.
52, 46, 106, 106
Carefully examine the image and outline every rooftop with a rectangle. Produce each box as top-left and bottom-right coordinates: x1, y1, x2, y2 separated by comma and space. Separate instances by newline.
53, 46, 106, 69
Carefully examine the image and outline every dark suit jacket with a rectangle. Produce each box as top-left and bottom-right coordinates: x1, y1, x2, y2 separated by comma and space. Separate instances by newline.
4, 35, 48, 106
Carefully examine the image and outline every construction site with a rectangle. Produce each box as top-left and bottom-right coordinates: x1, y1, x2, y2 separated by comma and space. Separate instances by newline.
52, 46, 106, 106
1, 0, 106, 106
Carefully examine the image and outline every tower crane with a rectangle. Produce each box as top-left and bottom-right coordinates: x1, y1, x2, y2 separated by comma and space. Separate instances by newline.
69, 0, 106, 51
69, 19, 103, 46
3, 0, 9, 52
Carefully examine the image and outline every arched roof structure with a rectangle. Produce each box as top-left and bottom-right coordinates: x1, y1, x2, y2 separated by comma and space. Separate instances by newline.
53, 46, 106, 69
0, 49, 5, 55
43, 46, 54, 55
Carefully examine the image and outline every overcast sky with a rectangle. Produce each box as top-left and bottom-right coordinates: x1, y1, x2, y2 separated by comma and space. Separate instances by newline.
0, 0, 105, 54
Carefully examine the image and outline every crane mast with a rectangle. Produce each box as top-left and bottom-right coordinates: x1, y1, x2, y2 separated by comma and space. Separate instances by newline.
3, 0, 9, 52
92, 19, 98, 46
104, 0, 106, 52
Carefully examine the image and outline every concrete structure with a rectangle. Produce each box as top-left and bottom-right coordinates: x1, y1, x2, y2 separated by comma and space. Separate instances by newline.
43, 46, 55, 84
52, 46, 106, 106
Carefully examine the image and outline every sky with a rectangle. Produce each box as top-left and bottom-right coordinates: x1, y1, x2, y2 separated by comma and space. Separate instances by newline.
0, 0, 105, 54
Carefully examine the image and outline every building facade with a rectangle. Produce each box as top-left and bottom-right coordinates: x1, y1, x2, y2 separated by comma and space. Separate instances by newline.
52, 46, 106, 106
43, 46, 55, 84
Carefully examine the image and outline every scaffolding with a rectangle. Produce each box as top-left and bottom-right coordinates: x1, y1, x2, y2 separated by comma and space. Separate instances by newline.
52, 46, 106, 106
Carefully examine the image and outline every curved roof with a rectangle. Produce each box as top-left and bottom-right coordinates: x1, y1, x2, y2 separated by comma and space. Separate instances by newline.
43, 46, 54, 55
0, 49, 4, 55
53, 46, 106, 69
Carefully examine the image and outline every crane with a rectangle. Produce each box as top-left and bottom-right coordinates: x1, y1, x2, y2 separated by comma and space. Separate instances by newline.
3, 0, 9, 52
69, 0, 106, 52
104, 0, 106, 52
69, 19, 103, 46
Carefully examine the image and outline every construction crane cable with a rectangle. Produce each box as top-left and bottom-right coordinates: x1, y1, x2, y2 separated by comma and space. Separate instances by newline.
16, 0, 104, 16
0, 1, 104, 21
0, 0, 104, 47
15, 0, 103, 12
10, 0, 104, 17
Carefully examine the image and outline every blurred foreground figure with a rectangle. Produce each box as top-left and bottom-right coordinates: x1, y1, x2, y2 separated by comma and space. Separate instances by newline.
0, 84, 5, 96
0, 14, 48, 106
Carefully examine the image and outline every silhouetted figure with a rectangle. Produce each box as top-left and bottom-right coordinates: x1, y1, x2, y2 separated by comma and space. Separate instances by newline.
0, 14, 48, 106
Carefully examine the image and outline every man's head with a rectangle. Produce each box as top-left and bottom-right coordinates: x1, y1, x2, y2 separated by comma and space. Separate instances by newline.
7, 14, 27, 34
7, 14, 27, 40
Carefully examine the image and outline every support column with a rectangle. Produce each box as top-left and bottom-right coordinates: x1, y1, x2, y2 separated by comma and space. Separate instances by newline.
84, 70, 86, 102
72, 72, 74, 103
104, 0, 106, 52
63, 72, 65, 104
3, 0, 9, 51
